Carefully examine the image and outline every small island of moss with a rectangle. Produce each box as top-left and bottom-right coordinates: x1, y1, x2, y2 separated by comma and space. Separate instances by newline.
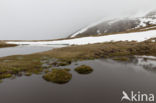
43, 68, 72, 84
74, 65, 93, 74
25, 72, 32, 76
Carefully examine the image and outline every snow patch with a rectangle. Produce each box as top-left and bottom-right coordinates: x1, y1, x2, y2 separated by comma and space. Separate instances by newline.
7, 30, 156, 46
136, 56, 156, 69
137, 17, 156, 28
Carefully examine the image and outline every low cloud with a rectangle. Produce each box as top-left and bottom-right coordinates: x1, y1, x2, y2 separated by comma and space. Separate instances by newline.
0, 0, 156, 40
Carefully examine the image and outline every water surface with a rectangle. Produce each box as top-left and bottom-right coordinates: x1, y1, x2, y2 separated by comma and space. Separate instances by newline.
0, 59, 156, 103
0, 45, 65, 57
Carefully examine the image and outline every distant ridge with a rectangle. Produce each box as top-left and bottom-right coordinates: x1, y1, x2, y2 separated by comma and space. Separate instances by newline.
69, 10, 156, 38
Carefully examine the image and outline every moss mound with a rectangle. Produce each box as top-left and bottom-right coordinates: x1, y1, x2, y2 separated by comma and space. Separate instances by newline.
113, 56, 129, 61
0, 73, 12, 79
43, 68, 72, 84
75, 65, 93, 74
25, 72, 32, 76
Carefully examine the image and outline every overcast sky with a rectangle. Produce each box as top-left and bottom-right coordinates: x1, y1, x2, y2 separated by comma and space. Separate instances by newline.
0, 0, 156, 40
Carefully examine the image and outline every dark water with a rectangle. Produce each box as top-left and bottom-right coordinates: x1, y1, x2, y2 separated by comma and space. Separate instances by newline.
0, 45, 65, 57
0, 58, 156, 103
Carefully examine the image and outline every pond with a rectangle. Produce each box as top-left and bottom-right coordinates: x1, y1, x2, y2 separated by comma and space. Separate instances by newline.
0, 45, 65, 57
0, 57, 156, 103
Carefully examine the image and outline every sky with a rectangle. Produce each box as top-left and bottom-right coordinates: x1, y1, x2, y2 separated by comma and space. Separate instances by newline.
0, 0, 156, 40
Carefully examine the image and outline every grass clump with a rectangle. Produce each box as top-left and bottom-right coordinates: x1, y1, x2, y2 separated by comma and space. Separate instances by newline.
0, 80, 2, 83
0, 54, 43, 79
1, 39, 156, 80
64, 68, 71, 71
113, 56, 130, 61
11, 67, 22, 74
75, 65, 93, 74
44, 70, 50, 73
25, 72, 32, 76
0, 73, 12, 79
52, 60, 72, 66
43, 68, 72, 84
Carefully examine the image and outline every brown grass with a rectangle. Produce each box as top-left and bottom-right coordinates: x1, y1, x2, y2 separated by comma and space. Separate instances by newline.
43, 68, 72, 84
42, 39, 156, 61
0, 39, 156, 79
75, 65, 93, 74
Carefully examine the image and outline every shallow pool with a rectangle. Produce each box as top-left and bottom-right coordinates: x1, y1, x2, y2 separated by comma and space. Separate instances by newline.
0, 58, 156, 103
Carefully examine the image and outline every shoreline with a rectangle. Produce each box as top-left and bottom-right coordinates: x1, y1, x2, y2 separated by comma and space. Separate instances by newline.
0, 39, 156, 80
0, 42, 17, 48
6, 29, 156, 46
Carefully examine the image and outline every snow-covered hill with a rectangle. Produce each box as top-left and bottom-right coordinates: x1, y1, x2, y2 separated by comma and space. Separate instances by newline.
7, 11, 156, 46
69, 10, 156, 38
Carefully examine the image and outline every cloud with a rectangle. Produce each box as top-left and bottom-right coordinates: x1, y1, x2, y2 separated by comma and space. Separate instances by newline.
0, 0, 156, 40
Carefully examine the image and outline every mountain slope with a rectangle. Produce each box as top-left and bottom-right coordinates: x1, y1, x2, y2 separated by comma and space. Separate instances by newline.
7, 29, 156, 45
70, 11, 156, 38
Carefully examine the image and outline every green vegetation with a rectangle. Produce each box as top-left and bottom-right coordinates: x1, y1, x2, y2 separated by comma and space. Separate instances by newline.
43, 68, 72, 84
0, 73, 12, 79
25, 72, 32, 76
75, 65, 93, 74
51, 60, 72, 66
0, 54, 43, 79
0, 80, 2, 83
44, 39, 156, 61
0, 42, 17, 48
64, 68, 71, 71
0, 38, 156, 80
44, 70, 50, 73
113, 56, 130, 61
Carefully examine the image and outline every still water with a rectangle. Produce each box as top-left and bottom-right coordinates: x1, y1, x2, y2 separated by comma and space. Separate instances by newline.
0, 58, 156, 103
0, 45, 65, 57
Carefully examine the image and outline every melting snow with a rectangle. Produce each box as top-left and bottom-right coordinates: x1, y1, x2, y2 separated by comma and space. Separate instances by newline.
7, 30, 156, 46
137, 17, 156, 28
71, 14, 156, 38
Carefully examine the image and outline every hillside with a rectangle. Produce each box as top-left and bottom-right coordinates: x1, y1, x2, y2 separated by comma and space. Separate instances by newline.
69, 10, 156, 38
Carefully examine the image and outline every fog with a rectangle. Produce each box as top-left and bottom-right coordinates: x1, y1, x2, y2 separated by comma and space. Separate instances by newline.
0, 0, 156, 40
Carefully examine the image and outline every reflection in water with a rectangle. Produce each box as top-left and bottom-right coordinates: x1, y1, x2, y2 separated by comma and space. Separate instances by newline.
131, 56, 156, 72
0, 57, 156, 103
0, 45, 65, 57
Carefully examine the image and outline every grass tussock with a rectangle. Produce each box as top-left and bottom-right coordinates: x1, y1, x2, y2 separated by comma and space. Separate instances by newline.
25, 72, 32, 76
75, 65, 93, 74
0, 54, 43, 79
43, 68, 72, 84
0, 73, 12, 79
0, 39, 156, 80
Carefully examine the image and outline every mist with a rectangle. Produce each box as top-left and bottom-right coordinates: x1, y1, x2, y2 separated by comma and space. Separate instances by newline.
0, 0, 156, 40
